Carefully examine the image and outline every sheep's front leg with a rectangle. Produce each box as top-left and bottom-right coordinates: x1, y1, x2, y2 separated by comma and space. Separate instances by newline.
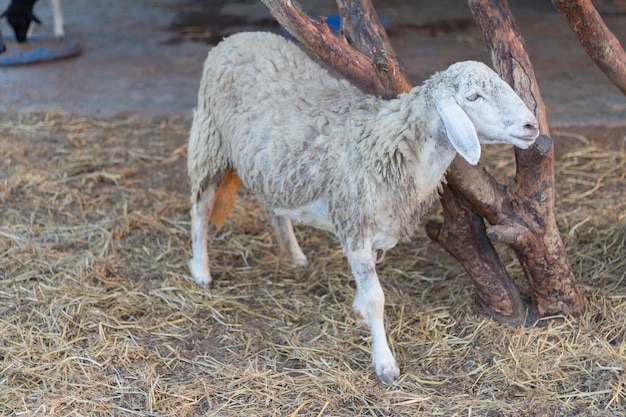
346, 244, 399, 383
189, 185, 216, 285
269, 213, 308, 267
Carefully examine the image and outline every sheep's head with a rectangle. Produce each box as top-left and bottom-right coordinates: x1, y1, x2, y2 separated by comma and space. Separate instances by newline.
433, 61, 539, 165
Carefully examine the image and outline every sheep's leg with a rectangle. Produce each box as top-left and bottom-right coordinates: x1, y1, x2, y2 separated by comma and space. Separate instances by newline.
189, 185, 217, 285
269, 214, 308, 266
51, 0, 65, 39
26, 23, 35, 40
346, 244, 399, 383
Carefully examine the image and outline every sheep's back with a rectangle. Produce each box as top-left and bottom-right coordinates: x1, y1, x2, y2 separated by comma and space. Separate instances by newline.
199, 32, 377, 208
205, 32, 353, 98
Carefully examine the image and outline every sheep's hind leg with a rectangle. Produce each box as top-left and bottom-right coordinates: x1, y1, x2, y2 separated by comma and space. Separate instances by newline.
189, 185, 217, 285
346, 243, 399, 383
269, 214, 308, 266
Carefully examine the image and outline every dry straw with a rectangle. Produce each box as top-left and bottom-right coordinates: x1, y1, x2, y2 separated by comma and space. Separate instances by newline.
0, 113, 624, 416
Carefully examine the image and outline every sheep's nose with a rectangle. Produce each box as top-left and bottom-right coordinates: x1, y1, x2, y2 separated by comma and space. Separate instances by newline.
524, 120, 540, 139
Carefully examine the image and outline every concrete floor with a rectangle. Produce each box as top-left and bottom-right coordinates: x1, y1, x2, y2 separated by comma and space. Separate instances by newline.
0, 0, 624, 126
0, 0, 208, 118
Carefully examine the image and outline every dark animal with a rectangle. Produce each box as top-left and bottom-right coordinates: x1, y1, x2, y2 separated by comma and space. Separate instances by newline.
1, 0, 41, 43
0, 26, 6, 53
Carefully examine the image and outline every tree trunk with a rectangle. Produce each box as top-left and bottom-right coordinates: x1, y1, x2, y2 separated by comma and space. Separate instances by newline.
259, 0, 586, 324
429, 0, 585, 322
424, 184, 527, 325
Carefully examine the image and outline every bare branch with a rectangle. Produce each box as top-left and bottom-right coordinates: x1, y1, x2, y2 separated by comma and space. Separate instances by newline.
337, 0, 412, 94
445, 156, 506, 225
425, 185, 528, 325
260, 0, 390, 97
553, 0, 626, 95
467, 0, 584, 319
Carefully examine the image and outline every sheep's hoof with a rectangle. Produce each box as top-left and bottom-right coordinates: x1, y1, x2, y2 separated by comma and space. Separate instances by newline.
376, 361, 400, 384
189, 260, 212, 286
292, 257, 309, 267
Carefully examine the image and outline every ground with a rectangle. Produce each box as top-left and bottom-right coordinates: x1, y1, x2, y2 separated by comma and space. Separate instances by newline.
0, 1, 625, 416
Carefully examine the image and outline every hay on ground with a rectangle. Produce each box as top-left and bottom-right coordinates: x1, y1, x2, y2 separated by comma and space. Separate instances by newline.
0, 114, 624, 416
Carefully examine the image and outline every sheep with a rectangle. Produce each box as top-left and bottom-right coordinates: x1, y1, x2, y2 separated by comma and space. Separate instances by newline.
187, 31, 539, 383
1, 0, 64, 43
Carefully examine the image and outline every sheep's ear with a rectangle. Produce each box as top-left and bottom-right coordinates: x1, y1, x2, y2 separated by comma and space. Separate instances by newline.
436, 98, 481, 165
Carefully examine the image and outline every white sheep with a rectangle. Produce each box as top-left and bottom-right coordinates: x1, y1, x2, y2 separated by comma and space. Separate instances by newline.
187, 31, 539, 383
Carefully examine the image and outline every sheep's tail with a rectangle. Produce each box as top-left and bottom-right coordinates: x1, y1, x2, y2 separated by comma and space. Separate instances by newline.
210, 169, 241, 230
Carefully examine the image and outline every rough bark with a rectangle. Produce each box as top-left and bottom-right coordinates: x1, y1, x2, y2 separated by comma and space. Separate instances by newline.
261, 0, 390, 98
467, 0, 584, 321
259, 0, 585, 323
553, 0, 626, 95
430, 0, 585, 322
336, 0, 412, 94
424, 185, 527, 325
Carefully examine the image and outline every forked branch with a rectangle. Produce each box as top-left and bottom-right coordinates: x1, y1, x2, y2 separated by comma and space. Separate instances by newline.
336, 0, 412, 93
260, 0, 390, 97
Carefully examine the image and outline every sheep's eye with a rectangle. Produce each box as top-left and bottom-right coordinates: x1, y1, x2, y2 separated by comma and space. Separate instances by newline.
467, 93, 481, 101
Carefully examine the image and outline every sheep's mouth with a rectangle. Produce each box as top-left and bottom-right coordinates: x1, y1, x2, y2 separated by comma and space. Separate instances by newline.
515, 125, 540, 142
513, 128, 540, 141
514, 134, 538, 142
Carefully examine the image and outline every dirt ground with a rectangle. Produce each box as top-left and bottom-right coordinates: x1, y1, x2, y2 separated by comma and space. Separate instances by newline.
0, 114, 624, 417
1, 1, 625, 416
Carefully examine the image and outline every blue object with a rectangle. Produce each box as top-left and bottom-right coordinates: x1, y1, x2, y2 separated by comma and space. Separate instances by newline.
0, 35, 80, 66
324, 15, 390, 32
325, 15, 342, 32
281, 15, 390, 38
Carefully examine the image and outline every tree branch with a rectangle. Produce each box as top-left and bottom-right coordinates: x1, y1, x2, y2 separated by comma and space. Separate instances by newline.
467, 0, 584, 319
552, 0, 626, 95
336, 0, 412, 94
260, 0, 391, 97
425, 185, 528, 325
